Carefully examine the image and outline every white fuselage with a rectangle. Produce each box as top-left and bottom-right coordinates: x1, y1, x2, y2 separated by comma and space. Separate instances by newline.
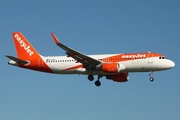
40, 54, 175, 75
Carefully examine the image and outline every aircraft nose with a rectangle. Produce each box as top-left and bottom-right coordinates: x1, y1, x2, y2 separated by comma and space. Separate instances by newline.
168, 60, 175, 68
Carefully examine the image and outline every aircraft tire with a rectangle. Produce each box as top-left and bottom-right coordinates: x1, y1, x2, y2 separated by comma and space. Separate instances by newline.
150, 77, 154, 82
88, 75, 94, 81
95, 80, 101, 87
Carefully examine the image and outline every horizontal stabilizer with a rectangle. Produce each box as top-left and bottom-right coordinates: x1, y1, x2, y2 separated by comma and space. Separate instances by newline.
5, 55, 29, 64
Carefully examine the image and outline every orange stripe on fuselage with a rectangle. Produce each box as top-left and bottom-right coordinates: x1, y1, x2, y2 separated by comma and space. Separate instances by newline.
61, 64, 83, 72
99, 53, 163, 63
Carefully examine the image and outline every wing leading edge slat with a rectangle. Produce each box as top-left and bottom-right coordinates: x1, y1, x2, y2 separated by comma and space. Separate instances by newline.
51, 33, 101, 69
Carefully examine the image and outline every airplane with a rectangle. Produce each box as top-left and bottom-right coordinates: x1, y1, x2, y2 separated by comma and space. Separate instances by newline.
6, 32, 175, 87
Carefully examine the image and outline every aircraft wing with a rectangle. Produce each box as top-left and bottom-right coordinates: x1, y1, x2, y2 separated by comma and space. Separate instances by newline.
51, 33, 101, 69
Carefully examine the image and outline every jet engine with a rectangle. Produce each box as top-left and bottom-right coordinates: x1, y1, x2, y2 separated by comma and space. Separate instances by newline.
101, 63, 125, 73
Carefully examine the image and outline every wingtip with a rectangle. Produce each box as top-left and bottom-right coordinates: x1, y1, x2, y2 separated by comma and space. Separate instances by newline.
5, 55, 9, 58
51, 32, 60, 44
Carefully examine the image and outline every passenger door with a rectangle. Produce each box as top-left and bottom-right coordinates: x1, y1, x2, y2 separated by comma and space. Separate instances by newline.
147, 54, 153, 63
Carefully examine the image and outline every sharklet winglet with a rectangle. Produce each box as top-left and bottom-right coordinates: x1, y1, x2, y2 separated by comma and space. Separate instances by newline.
51, 33, 60, 44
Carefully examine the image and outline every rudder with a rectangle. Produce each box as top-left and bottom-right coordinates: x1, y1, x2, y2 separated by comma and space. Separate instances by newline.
12, 32, 40, 60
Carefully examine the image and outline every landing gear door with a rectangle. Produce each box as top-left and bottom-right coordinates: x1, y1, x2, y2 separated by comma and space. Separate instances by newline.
147, 54, 153, 63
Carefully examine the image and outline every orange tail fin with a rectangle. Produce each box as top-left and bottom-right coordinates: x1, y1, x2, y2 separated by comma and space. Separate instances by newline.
12, 32, 40, 60
11, 32, 53, 73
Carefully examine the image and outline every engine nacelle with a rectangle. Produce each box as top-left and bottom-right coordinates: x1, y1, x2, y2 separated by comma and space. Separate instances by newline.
106, 72, 129, 82
101, 63, 125, 73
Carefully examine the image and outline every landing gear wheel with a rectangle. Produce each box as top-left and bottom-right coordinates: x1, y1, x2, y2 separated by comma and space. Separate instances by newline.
88, 75, 94, 81
95, 80, 101, 87
149, 71, 154, 82
150, 77, 154, 82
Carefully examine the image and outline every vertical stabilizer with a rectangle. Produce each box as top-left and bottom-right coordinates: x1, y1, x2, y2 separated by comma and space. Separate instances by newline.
10, 32, 53, 73
12, 32, 40, 60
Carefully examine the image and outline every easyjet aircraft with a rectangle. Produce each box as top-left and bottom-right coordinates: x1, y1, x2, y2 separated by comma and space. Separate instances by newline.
6, 32, 175, 86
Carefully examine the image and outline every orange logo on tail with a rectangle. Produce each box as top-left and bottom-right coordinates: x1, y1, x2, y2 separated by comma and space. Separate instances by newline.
14, 34, 34, 56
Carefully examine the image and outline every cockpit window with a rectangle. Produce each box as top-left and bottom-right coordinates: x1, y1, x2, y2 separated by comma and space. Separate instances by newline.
159, 56, 167, 59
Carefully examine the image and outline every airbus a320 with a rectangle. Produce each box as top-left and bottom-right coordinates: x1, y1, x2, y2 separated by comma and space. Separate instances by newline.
6, 32, 175, 86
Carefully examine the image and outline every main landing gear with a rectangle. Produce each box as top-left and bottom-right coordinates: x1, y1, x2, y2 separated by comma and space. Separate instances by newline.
149, 71, 154, 82
88, 74, 94, 81
87, 75, 102, 87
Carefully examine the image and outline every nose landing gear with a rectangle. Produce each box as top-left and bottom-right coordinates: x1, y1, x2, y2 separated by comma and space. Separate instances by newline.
149, 71, 154, 82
